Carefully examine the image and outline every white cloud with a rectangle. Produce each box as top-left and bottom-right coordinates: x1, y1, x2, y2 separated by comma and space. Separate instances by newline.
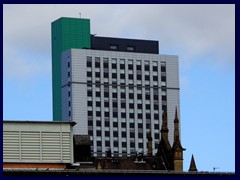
3, 4, 235, 80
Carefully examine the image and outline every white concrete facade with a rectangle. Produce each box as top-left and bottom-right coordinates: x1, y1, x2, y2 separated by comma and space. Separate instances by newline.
61, 49, 180, 156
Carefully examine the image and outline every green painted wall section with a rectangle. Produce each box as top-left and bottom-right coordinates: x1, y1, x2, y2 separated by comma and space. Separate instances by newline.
51, 17, 90, 121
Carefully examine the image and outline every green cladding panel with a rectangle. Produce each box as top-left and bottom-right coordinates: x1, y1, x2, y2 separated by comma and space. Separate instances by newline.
51, 17, 90, 121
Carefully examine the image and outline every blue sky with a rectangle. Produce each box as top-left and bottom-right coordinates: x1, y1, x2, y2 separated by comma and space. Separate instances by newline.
3, 4, 235, 172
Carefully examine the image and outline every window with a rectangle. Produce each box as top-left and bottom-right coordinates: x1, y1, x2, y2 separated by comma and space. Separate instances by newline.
137, 94, 142, 100
154, 104, 159, 110
138, 124, 143, 128
87, 72, 91, 77
162, 96, 167, 101
145, 65, 150, 71
146, 113, 151, 119
145, 75, 150, 81
88, 111, 93, 116
129, 93, 134, 99
112, 93, 117, 98
137, 65, 141, 71
69, 111, 71, 117
154, 114, 159, 120
162, 105, 167, 110
128, 64, 133, 70
130, 142, 135, 148
95, 61, 100, 68
129, 103, 134, 109
104, 62, 109, 68
122, 142, 127, 147
88, 120, 93, 126
153, 66, 158, 71
105, 112, 109, 117
112, 73, 117, 79
154, 124, 159, 130
154, 95, 159, 100
138, 114, 142, 119
95, 72, 100, 77
127, 46, 135, 51
113, 112, 118, 117
121, 93, 126, 99
96, 121, 101, 126
104, 102, 109, 107
130, 123, 134, 128
145, 94, 150, 100
104, 73, 109, 78
161, 66, 166, 72
153, 76, 158, 81
112, 63, 117, 69
97, 131, 101, 136
87, 61, 92, 67
104, 92, 109, 98
96, 111, 101, 117
130, 132, 135, 138
121, 113, 126, 118
105, 140, 110, 146
110, 45, 118, 50
87, 101, 92, 106
137, 75, 142, 80
155, 133, 160, 139
161, 76, 166, 81
129, 113, 134, 118
128, 74, 133, 79
138, 133, 143, 138
137, 104, 142, 109
88, 130, 93, 136
114, 141, 118, 147
120, 74, 125, 79
113, 102, 118, 108
113, 131, 118, 137
138, 143, 143, 148
121, 103, 126, 108
121, 122, 126, 128
146, 104, 150, 109
120, 64, 125, 69
96, 101, 101, 107
97, 141, 101, 146
113, 122, 118, 127
96, 92, 101, 97
105, 121, 110, 127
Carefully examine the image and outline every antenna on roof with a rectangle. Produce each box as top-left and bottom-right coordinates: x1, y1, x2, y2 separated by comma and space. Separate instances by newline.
79, 12, 81, 18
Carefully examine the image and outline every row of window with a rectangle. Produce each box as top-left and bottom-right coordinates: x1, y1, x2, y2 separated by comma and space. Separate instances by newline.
86, 58, 165, 72
87, 91, 162, 100
87, 72, 166, 81
88, 121, 160, 129
88, 111, 162, 119
87, 62, 165, 72
88, 130, 160, 140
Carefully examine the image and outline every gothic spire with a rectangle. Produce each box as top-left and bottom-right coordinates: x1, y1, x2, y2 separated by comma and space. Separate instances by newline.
188, 154, 198, 172
161, 110, 169, 132
147, 127, 153, 156
174, 106, 180, 142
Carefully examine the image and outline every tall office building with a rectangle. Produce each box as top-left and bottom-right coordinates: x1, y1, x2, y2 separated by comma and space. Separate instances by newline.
52, 17, 180, 156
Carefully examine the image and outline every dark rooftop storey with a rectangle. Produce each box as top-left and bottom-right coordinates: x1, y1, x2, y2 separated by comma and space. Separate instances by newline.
90, 35, 159, 54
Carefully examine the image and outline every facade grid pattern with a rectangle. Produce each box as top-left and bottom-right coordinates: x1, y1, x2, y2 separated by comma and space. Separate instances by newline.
61, 49, 180, 156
